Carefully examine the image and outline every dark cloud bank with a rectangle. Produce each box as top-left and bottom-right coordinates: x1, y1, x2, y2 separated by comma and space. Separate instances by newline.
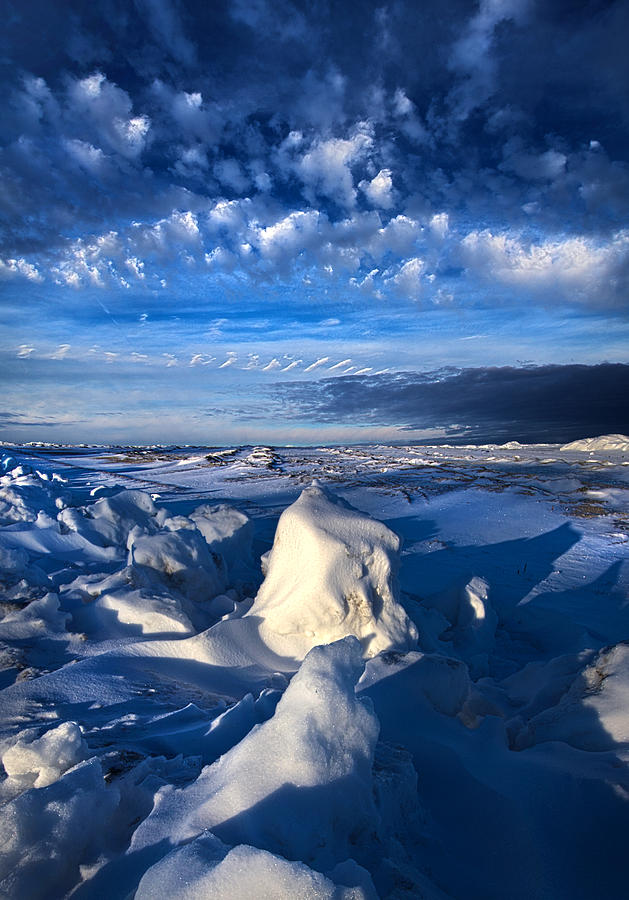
273, 363, 629, 444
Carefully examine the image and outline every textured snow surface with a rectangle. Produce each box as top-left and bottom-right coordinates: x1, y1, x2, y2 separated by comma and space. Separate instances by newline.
0, 443, 628, 899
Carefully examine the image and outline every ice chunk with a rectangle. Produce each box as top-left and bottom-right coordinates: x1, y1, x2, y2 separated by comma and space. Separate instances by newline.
59, 490, 159, 548
0, 544, 29, 576
424, 576, 498, 668
0, 467, 63, 525
136, 835, 376, 899
361, 650, 472, 718
92, 586, 195, 636
0, 758, 118, 900
128, 528, 227, 602
2, 721, 87, 788
131, 637, 380, 870
247, 483, 418, 658
189, 503, 254, 572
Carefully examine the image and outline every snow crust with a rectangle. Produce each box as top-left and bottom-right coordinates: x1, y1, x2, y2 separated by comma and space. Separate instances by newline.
247, 483, 418, 658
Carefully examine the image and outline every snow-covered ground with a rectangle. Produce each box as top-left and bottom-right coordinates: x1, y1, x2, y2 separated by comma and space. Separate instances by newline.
1, 439, 628, 899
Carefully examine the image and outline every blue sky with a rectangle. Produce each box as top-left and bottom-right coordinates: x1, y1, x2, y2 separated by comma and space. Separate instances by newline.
1, 0, 628, 444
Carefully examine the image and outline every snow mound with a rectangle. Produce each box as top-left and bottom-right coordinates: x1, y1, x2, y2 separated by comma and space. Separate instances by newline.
560, 433, 629, 452
131, 637, 380, 870
190, 504, 254, 573
514, 642, 629, 754
128, 527, 227, 602
0, 592, 69, 639
0, 758, 118, 900
247, 483, 418, 659
0, 464, 64, 525
136, 834, 376, 900
2, 721, 87, 788
58, 489, 159, 548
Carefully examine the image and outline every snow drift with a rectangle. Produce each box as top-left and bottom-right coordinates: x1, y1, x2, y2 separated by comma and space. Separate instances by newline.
246, 483, 418, 658
131, 637, 380, 868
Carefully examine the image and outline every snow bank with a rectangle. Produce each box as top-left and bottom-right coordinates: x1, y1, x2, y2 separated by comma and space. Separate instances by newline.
247, 483, 418, 658
0, 758, 118, 900
560, 433, 629, 452
2, 721, 87, 788
136, 835, 377, 899
131, 637, 380, 869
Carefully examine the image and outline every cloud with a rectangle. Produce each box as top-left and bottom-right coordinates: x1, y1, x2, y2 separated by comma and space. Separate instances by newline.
500, 138, 567, 181
0, 257, 43, 282
386, 257, 425, 299
272, 364, 629, 444
255, 210, 321, 266
68, 72, 151, 159
134, 0, 197, 67
219, 352, 238, 368
303, 356, 330, 373
460, 228, 629, 307
328, 358, 351, 371
282, 359, 302, 372
296, 125, 373, 208
359, 168, 394, 209
214, 158, 250, 194
447, 0, 531, 121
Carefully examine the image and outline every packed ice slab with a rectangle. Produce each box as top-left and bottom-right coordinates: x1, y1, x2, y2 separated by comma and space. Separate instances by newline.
0, 438, 628, 899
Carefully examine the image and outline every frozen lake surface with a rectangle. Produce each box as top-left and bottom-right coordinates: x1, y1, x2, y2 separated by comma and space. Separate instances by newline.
0, 439, 628, 898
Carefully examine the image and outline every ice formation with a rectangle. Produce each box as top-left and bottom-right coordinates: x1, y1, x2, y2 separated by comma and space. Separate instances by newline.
2, 721, 87, 789
0, 759, 118, 900
247, 483, 418, 658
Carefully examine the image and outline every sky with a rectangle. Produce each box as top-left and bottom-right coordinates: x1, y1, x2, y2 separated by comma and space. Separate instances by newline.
1, 0, 628, 445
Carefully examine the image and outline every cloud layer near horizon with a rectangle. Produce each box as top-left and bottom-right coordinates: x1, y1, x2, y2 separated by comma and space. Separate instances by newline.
270, 364, 629, 444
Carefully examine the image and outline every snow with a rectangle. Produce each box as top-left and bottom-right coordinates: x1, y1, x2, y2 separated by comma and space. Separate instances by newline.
247, 483, 418, 659
136, 836, 377, 900
2, 721, 87, 789
0, 758, 118, 900
561, 433, 629, 452
0, 441, 628, 898
130, 638, 380, 870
